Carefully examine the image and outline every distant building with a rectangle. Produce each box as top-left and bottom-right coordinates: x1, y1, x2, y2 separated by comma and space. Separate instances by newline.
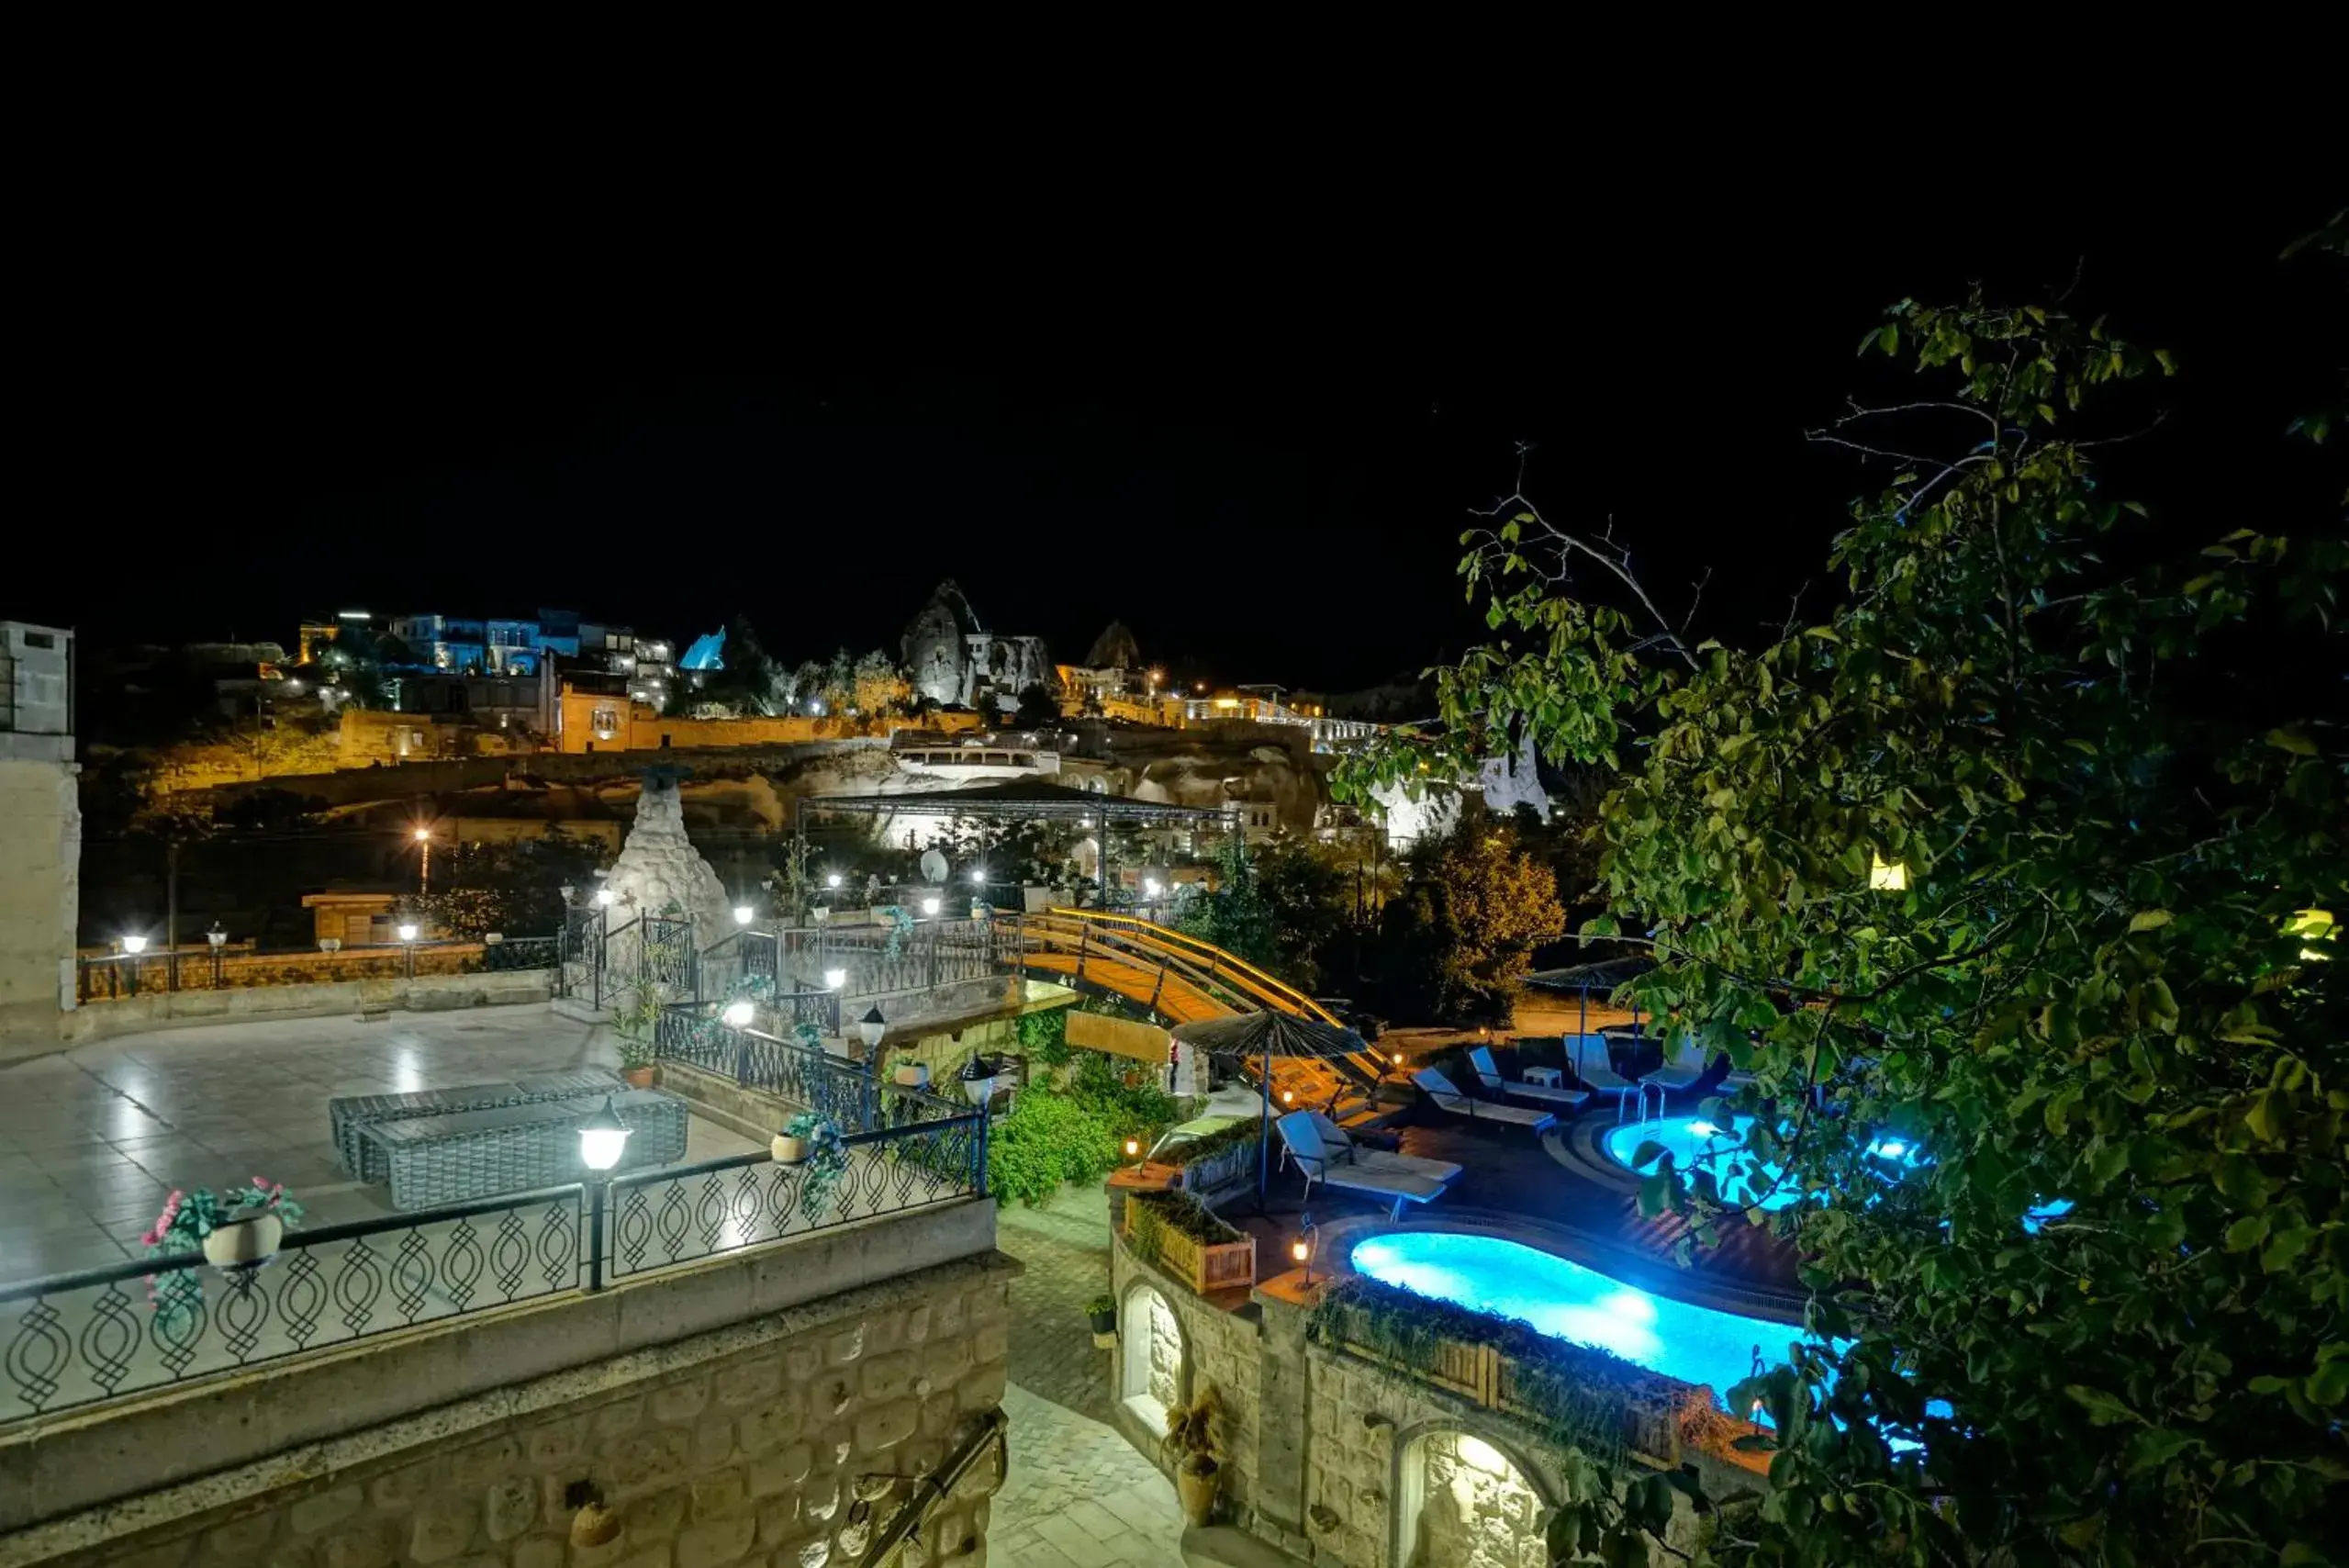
391, 666, 559, 738
889, 730, 1063, 783
900, 581, 1052, 713
1179, 686, 1379, 752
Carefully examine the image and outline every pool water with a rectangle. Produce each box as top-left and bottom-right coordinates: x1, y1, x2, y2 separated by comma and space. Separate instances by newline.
1602, 1114, 1800, 1210
1349, 1231, 1802, 1403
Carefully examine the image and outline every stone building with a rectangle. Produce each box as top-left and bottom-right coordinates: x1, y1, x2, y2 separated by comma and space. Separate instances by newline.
900, 581, 1053, 714
0, 622, 79, 1062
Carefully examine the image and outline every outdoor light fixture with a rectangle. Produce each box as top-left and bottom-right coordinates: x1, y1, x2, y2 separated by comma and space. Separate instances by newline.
826, 873, 844, 889
1124, 1136, 1142, 1163
824, 968, 848, 991
1292, 1212, 1318, 1286
596, 888, 615, 907
969, 867, 987, 884
1281, 1089, 1295, 1105
858, 1006, 887, 1050
733, 905, 755, 926
721, 1000, 755, 1028
576, 1096, 632, 1172
1869, 855, 1909, 892
921, 897, 942, 917
397, 923, 419, 943
206, 924, 228, 949
1144, 878, 1162, 898
120, 934, 149, 955
413, 827, 430, 843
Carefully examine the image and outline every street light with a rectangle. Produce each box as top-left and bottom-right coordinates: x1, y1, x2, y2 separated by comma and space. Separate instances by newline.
969, 867, 987, 885
577, 1095, 632, 1292
733, 905, 755, 927
721, 1000, 755, 1028
920, 896, 942, 918
595, 888, 615, 907
824, 969, 847, 991
206, 924, 228, 948
858, 1005, 887, 1051
826, 873, 844, 890
119, 934, 150, 956
397, 923, 419, 943
1143, 878, 1162, 899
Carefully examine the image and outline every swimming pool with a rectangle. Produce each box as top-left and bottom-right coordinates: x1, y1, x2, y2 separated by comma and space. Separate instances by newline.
1602, 1114, 1799, 1210
1349, 1231, 1802, 1403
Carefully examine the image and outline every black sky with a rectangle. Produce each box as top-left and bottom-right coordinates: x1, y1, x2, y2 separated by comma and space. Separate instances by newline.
20, 172, 2340, 692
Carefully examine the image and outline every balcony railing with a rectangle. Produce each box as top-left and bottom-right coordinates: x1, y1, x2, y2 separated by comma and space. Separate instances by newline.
73, 935, 564, 1002
0, 1096, 987, 1423
655, 1007, 966, 1136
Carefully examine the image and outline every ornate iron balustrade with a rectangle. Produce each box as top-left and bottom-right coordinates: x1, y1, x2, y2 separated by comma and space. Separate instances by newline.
1, 1188, 581, 1421
777, 917, 1009, 998
608, 1112, 987, 1278
2, 1117, 991, 1424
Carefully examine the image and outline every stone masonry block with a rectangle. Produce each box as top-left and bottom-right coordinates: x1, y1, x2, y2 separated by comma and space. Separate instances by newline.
366, 1457, 439, 1511
750, 1441, 816, 1496
484, 1475, 538, 1541
738, 1394, 807, 1456
756, 1497, 804, 1547
625, 1484, 689, 1541
819, 1375, 856, 1417
510, 1538, 565, 1568
447, 1434, 520, 1490
956, 1364, 1007, 1413
921, 1338, 970, 1388
200, 1513, 278, 1560
855, 1399, 919, 1453
859, 1350, 917, 1401
96, 1543, 190, 1568
970, 1322, 1008, 1368
653, 1375, 714, 1425
784, 1344, 822, 1382
290, 1486, 366, 1536
824, 1325, 866, 1366
603, 1427, 694, 1492
864, 1308, 906, 1356
693, 1469, 750, 1519
717, 1359, 784, 1408
932, 1294, 966, 1338
696, 1415, 738, 1468
920, 1392, 957, 1439
406, 1495, 479, 1563
596, 1396, 648, 1438
318, 1518, 398, 1568
676, 1514, 758, 1568
904, 1302, 933, 1344
800, 1473, 842, 1524
523, 1413, 592, 1470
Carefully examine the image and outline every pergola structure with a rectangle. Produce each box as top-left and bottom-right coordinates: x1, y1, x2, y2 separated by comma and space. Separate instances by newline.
794, 779, 1236, 904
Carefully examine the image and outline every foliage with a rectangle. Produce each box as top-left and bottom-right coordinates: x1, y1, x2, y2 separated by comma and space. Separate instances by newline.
1373, 814, 1564, 1025
1085, 1293, 1116, 1317
1064, 1048, 1178, 1139
1338, 285, 2348, 1564
1251, 834, 1359, 992
1126, 1188, 1241, 1249
1174, 836, 1277, 967
1157, 1118, 1263, 1173
1162, 1384, 1222, 1476
413, 829, 608, 939
987, 1089, 1122, 1208
777, 1113, 849, 1220
1016, 1005, 1072, 1067
609, 977, 666, 1070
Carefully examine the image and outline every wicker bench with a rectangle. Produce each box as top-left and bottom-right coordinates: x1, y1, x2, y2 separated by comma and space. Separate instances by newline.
359, 1090, 689, 1211
330, 1071, 621, 1182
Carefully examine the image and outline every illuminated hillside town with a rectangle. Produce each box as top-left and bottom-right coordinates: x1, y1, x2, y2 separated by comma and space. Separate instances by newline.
2, 190, 2340, 1568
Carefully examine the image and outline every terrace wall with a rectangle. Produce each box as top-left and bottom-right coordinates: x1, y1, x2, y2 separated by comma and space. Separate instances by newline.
4, 1204, 1012, 1568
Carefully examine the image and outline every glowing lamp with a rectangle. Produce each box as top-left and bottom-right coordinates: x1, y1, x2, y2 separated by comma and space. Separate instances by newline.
721, 1000, 755, 1028
1869, 855, 1909, 892
595, 888, 616, 907
1391, 1051, 1404, 1067
576, 1096, 632, 1172
824, 969, 848, 991
1143, 878, 1162, 898
1124, 1137, 1141, 1160
205, 924, 229, 949
858, 1005, 887, 1050
120, 934, 149, 956
397, 923, 419, 943
921, 897, 942, 917
413, 827, 431, 843
1290, 1238, 1309, 1264
733, 905, 755, 926
1281, 1090, 1295, 1105
969, 867, 987, 885
826, 873, 844, 890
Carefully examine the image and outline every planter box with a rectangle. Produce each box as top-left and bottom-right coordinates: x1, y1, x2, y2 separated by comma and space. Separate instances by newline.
1126, 1208, 1256, 1294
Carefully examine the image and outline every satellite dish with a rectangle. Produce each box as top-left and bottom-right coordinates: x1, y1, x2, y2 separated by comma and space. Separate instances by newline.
920, 848, 949, 884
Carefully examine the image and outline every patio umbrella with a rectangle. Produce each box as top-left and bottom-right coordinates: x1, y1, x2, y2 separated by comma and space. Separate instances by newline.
1170, 1012, 1370, 1204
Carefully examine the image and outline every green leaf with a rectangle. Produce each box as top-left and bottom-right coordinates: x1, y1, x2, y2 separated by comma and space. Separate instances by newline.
2127, 909, 2172, 933
2064, 1384, 2145, 1427
2265, 728, 2319, 756
2308, 1360, 2349, 1407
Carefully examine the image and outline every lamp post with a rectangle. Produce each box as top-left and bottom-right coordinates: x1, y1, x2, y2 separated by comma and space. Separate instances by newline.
397, 921, 419, 980
206, 923, 228, 987
1291, 1212, 1318, 1288
733, 904, 755, 929
721, 999, 755, 1029
577, 1096, 633, 1291
920, 896, 942, 919
857, 1005, 886, 1052
413, 825, 433, 895
120, 933, 148, 996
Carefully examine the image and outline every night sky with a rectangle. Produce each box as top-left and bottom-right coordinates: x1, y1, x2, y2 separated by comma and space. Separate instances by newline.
21, 176, 2338, 693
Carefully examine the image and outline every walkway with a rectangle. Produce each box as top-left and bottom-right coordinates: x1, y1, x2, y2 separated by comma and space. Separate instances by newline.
0, 1006, 755, 1283
994, 1184, 1187, 1568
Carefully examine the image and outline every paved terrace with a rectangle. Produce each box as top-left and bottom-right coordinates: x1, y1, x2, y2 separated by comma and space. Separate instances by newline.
0, 1006, 756, 1284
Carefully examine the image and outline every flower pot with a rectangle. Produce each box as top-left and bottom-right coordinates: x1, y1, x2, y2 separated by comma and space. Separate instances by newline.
893, 1064, 930, 1090
1088, 1306, 1117, 1335
1176, 1460, 1220, 1527
621, 1066, 655, 1089
202, 1212, 283, 1270
772, 1134, 809, 1164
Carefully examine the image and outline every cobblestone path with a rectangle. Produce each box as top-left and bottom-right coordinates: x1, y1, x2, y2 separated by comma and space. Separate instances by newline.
996, 1183, 1118, 1420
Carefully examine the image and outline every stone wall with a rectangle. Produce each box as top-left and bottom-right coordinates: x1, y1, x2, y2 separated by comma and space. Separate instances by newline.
1107, 1243, 1264, 1531
43, 968, 556, 1054
0, 751, 79, 1059
10, 1249, 1014, 1568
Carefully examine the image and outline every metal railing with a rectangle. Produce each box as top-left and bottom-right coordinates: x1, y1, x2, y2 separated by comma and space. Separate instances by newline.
74, 936, 566, 1002
656, 1008, 960, 1135
0, 1105, 987, 1423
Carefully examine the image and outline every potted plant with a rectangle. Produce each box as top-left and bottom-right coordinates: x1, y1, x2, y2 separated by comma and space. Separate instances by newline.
612, 977, 664, 1088
773, 1111, 832, 1165
784, 1116, 850, 1221
144, 1180, 307, 1327
957, 1052, 1002, 1106
892, 1055, 930, 1090
1163, 1386, 1223, 1527
1086, 1293, 1117, 1336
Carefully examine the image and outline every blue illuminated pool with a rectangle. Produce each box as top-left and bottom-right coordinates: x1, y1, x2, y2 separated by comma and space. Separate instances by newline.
1602, 1114, 1799, 1210
1349, 1231, 1802, 1403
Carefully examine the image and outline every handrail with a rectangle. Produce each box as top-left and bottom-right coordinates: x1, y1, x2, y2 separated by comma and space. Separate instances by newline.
1029, 909, 1339, 1024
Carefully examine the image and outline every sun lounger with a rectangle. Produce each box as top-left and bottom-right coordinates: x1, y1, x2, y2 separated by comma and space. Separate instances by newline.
1275, 1111, 1454, 1216
1304, 1111, 1461, 1184
1410, 1069, 1557, 1133
1640, 1035, 1713, 1096
1468, 1046, 1591, 1112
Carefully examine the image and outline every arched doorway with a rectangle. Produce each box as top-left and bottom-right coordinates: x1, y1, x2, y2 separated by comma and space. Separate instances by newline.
1396, 1428, 1550, 1568
1118, 1282, 1184, 1432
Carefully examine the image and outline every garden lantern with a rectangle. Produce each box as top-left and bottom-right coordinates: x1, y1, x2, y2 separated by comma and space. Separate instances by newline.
120, 934, 149, 955
721, 1000, 755, 1028
733, 905, 755, 927
921, 897, 942, 918
826, 872, 844, 889
577, 1096, 632, 1172
825, 968, 848, 991
858, 1005, 887, 1050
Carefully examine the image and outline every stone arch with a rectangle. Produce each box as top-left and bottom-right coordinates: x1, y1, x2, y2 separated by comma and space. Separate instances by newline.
1393, 1423, 1556, 1568
1118, 1280, 1187, 1434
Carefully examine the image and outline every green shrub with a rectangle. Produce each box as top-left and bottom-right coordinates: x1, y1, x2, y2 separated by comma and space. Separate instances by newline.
988, 1091, 1119, 1208
1016, 1006, 1071, 1068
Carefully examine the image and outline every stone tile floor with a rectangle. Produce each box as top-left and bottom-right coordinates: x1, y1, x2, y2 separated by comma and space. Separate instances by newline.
0, 1005, 756, 1283
993, 1186, 1188, 1568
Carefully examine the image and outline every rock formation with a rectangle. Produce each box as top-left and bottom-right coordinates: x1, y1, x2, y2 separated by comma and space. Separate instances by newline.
902, 580, 983, 706
600, 767, 734, 943
1083, 621, 1140, 670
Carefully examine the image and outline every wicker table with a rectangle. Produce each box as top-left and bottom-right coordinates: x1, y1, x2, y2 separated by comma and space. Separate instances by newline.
330, 1070, 621, 1183
360, 1090, 689, 1211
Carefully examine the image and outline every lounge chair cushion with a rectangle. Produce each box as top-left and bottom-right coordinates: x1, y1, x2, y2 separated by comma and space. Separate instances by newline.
1410, 1070, 1558, 1132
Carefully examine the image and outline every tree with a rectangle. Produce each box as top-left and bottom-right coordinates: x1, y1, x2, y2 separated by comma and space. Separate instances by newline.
1373, 814, 1564, 1025
1175, 836, 1278, 970
1339, 282, 2346, 1563
1252, 834, 1359, 993
413, 828, 610, 938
